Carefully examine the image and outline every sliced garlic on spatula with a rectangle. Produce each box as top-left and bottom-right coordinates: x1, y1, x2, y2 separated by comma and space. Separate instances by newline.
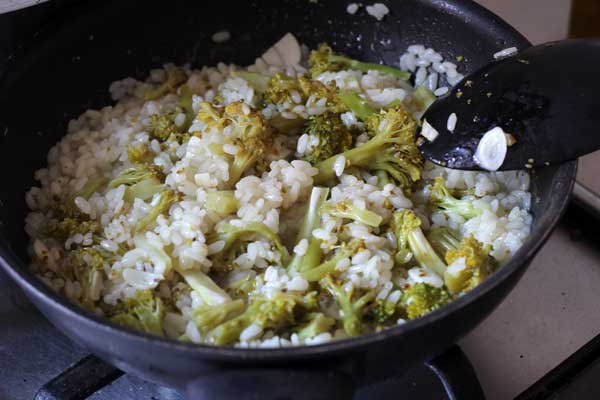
473, 126, 508, 171
420, 119, 439, 142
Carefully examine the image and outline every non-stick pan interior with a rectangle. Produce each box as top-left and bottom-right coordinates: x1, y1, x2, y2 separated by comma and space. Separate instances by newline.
0, 0, 571, 294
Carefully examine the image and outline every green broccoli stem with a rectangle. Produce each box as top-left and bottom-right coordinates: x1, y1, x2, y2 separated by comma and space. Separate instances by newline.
143, 67, 187, 101
320, 275, 376, 336
392, 210, 446, 275
124, 178, 164, 203
206, 313, 250, 345
407, 227, 447, 277
232, 71, 270, 92
76, 176, 109, 199
176, 267, 231, 306
108, 166, 160, 189
412, 86, 436, 112
314, 127, 389, 184
375, 170, 391, 188
269, 114, 307, 135
207, 292, 318, 345
427, 227, 461, 258
329, 55, 411, 80
287, 187, 330, 274
227, 151, 258, 188
321, 201, 383, 227
136, 190, 179, 232
295, 313, 335, 339
338, 90, 376, 119
384, 99, 403, 109
301, 251, 345, 282
178, 85, 196, 131
193, 299, 245, 334
205, 190, 238, 215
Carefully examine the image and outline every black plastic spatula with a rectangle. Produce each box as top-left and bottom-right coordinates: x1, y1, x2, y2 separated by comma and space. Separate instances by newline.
418, 39, 600, 171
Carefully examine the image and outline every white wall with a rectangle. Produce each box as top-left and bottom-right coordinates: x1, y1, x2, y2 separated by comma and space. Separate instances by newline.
477, 0, 572, 44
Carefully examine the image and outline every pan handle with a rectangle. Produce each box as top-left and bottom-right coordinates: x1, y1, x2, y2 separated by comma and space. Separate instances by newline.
425, 345, 486, 400
185, 367, 356, 400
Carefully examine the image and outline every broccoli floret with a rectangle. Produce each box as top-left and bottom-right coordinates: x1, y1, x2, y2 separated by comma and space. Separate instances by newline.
136, 189, 180, 232
314, 106, 422, 193
301, 239, 365, 282
110, 290, 165, 337
428, 177, 482, 219
370, 299, 401, 324
224, 275, 256, 299
46, 217, 100, 241
143, 66, 187, 101
400, 282, 450, 320
147, 110, 191, 144
295, 312, 335, 339
209, 221, 288, 258
320, 199, 383, 227
108, 165, 163, 189
287, 187, 330, 274
391, 210, 446, 276
64, 246, 107, 308
148, 113, 179, 142
427, 226, 461, 259
205, 190, 238, 215
309, 43, 410, 80
264, 73, 305, 105
301, 112, 354, 164
214, 102, 273, 187
320, 275, 376, 336
443, 235, 493, 294
207, 291, 318, 345
126, 142, 155, 165
192, 298, 245, 334
108, 165, 165, 203
208, 221, 290, 272
263, 74, 340, 109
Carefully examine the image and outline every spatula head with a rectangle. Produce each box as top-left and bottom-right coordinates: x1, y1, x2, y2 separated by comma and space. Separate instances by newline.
419, 39, 600, 171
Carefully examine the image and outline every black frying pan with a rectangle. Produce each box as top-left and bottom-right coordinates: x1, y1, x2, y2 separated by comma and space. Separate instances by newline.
0, 1, 576, 399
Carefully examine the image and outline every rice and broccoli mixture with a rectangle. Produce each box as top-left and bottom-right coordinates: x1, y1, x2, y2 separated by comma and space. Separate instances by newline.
25, 35, 532, 347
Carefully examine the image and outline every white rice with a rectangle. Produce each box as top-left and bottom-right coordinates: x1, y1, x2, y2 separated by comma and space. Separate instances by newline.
211, 30, 231, 44
346, 3, 360, 14
447, 112, 457, 132
493, 46, 518, 59
365, 3, 389, 20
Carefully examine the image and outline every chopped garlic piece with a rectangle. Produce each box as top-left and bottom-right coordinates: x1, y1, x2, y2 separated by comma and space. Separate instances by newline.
474, 127, 508, 171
